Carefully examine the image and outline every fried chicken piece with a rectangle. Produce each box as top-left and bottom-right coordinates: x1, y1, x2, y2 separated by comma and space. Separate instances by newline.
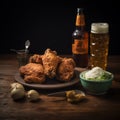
29, 54, 42, 64
42, 48, 61, 79
19, 63, 45, 83
56, 57, 76, 82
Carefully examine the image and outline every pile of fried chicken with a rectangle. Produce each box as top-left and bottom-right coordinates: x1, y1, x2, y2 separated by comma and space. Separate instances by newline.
19, 48, 76, 84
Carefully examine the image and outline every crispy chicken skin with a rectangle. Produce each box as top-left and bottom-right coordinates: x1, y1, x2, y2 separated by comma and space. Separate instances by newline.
19, 48, 76, 83
29, 54, 43, 64
19, 63, 45, 83
42, 48, 61, 79
56, 58, 76, 82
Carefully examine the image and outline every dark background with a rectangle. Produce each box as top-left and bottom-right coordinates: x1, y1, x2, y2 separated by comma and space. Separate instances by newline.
1, 0, 120, 55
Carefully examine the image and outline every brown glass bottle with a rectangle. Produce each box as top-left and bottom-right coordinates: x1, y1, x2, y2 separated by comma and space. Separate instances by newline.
72, 8, 88, 68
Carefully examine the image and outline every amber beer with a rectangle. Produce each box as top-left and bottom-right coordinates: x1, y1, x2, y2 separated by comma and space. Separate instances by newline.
90, 23, 109, 70
72, 8, 88, 68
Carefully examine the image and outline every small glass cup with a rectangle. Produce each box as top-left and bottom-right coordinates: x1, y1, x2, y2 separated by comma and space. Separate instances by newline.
16, 49, 29, 67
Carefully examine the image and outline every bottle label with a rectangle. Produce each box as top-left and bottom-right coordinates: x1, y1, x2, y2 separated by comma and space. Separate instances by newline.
72, 38, 88, 54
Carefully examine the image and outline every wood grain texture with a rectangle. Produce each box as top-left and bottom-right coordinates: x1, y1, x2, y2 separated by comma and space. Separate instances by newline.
0, 54, 120, 120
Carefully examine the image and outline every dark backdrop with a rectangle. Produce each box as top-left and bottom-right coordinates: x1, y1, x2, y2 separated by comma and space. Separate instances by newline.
1, 0, 120, 55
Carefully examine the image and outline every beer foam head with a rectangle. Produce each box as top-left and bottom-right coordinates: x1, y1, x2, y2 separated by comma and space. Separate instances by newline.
91, 23, 109, 33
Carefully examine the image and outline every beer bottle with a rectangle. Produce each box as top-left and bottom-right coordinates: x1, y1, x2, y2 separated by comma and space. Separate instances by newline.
72, 8, 88, 68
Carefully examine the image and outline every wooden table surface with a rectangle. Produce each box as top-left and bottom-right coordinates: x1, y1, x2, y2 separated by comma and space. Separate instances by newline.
0, 54, 120, 120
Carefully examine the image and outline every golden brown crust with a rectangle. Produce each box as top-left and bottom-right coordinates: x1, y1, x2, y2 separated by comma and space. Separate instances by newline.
24, 75, 45, 83
56, 57, 76, 82
19, 63, 45, 83
29, 54, 43, 64
42, 48, 61, 79
19, 48, 76, 83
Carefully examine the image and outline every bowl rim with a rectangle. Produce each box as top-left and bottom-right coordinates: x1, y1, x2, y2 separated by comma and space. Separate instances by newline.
79, 70, 114, 82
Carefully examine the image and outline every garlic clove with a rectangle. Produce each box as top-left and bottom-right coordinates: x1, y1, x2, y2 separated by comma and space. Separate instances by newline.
10, 87, 25, 100
11, 82, 25, 91
27, 90, 40, 102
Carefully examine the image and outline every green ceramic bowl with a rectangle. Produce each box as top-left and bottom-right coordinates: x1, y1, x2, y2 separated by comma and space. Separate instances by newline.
79, 70, 114, 95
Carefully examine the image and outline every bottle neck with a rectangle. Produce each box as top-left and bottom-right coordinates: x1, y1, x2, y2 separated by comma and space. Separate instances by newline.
75, 26, 85, 31
72, 8, 86, 39
75, 8, 85, 27
75, 14, 85, 26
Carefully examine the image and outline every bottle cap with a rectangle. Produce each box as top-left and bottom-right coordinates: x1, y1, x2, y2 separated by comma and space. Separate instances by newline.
77, 8, 83, 13
91, 23, 109, 33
